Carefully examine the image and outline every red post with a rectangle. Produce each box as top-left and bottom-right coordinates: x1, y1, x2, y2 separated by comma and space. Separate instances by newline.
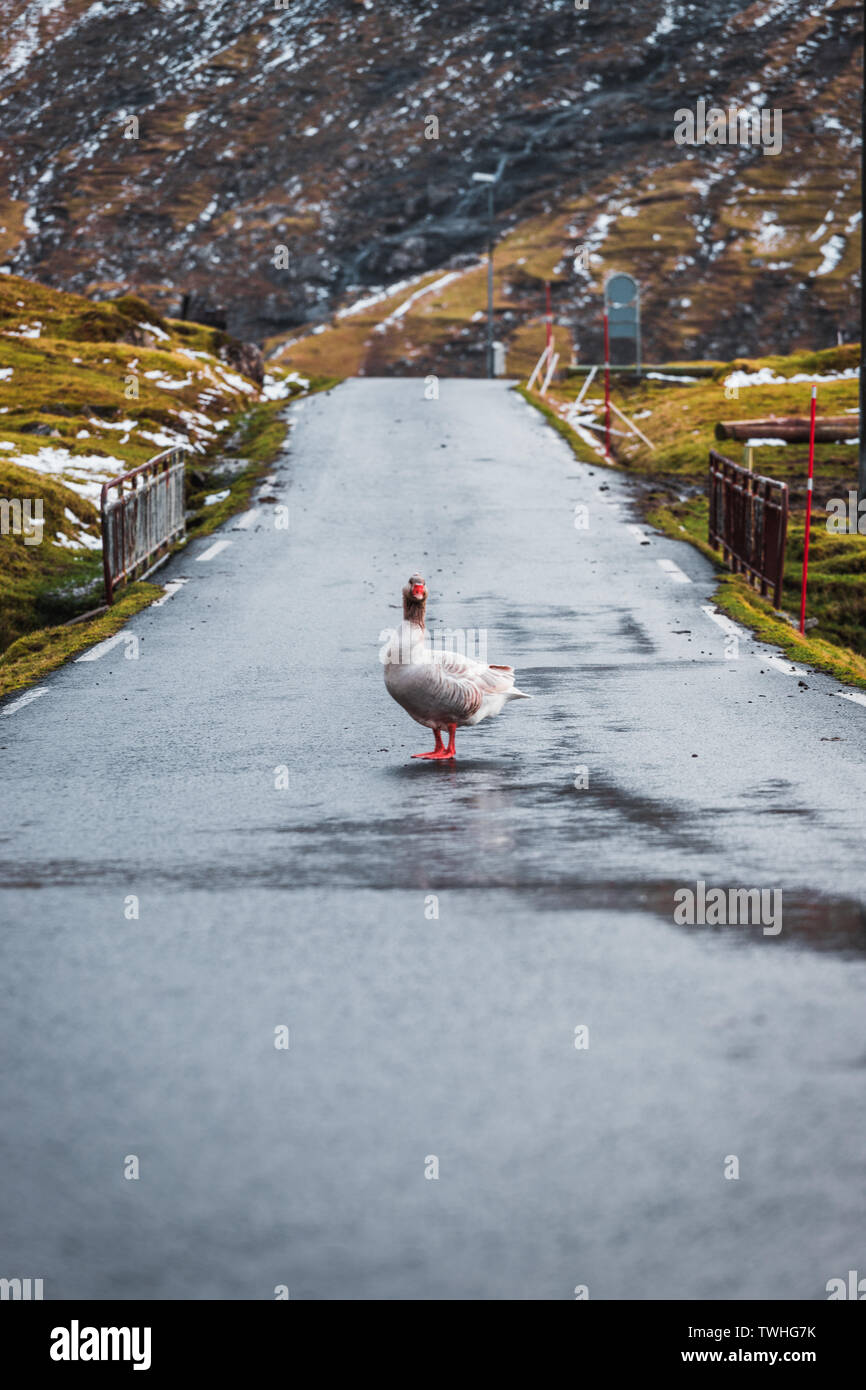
603, 307, 611, 461
545, 282, 552, 357
799, 383, 818, 634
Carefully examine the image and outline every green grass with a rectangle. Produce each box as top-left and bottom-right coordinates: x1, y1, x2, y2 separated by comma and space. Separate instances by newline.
0, 583, 160, 697
645, 491, 866, 683
1, 272, 340, 693
544, 344, 859, 481
515, 383, 624, 468
524, 345, 866, 680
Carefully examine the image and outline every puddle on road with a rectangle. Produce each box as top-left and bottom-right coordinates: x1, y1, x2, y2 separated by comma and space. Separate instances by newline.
3, 860, 864, 956
511, 883, 866, 956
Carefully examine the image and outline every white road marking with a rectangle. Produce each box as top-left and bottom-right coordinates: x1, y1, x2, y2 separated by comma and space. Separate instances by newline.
627, 524, 648, 542
75, 632, 127, 662
1, 687, 47, 715
836, 690, 866, 707
196, 539, 232, 562
701, 606, 750, 641
766, 655, 808, 677
233, 510, 258, 530
657, 557, 692, 584
153, 579, 188, 607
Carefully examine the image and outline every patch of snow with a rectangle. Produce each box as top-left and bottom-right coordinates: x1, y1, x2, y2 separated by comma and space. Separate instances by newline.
143, 370, 195, 390
814, 235, 845, 277
261, 371, 308, 400
372, 270, 465, 334
724, 367, 859, 388
138, 428, 187, 449
137, 320, 170, 342
4, 446, 127, 501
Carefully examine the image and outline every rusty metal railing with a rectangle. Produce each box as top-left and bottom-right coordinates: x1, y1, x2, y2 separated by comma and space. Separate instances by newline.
708, 449, 788, 609
101, 448, 187, 604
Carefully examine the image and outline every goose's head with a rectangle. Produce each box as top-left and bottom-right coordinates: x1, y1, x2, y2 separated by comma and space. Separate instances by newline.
402, 573, 428, 623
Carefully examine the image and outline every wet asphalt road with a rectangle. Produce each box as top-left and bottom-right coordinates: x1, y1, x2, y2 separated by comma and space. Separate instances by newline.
1, 378, 864, 1301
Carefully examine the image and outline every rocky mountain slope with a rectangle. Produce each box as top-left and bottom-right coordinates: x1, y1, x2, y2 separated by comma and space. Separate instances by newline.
0, 0, 861, 367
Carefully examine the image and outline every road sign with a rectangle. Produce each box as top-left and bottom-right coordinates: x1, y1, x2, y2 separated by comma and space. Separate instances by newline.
603, 273, 641, 373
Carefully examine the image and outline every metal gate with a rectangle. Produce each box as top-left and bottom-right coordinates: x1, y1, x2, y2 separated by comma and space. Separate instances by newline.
708, 449, 788, 608
101, 449, 187, 604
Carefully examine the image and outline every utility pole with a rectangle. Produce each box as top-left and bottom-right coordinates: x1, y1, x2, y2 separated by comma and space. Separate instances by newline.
472, 157, 507, 379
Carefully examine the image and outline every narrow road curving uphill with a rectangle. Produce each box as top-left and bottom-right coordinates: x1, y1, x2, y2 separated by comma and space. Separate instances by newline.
1, 378, 864, 1300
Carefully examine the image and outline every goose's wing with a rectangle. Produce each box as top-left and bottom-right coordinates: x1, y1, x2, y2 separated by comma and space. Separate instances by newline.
426, 650, 518, 721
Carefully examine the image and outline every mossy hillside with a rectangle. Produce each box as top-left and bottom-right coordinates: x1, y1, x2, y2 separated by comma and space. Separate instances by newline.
0, 273, 329, 681
544, 343, 859, 485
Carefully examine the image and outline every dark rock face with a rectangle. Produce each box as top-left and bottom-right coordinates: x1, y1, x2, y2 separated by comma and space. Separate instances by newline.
221, 339, 265, 387
0, 0, 860, 356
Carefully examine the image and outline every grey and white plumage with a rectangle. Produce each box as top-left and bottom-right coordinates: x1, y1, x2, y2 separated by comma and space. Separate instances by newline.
383, 575, 529, 752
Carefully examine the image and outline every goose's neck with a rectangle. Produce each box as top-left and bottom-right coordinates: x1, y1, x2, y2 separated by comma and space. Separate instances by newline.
402, 598, 426, 630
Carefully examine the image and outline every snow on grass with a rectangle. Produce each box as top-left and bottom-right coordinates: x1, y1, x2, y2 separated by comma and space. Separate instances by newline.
61, 505, 101, 549
5, 321, 43, 338
807, 210, 835, 242
143, 370, 195, 390
262, 371, 309, 399
372, 270, 468, 334
137, 428, 189, 451
3, 445, 127, 501
724, 366, 859, 389
813, 235, 846, 277
335, 271, 430, 320
137, 320, 171, 342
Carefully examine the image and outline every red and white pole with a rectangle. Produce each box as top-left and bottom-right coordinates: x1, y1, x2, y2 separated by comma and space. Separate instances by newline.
603, 307, 611, 461
799, 383, 818, 634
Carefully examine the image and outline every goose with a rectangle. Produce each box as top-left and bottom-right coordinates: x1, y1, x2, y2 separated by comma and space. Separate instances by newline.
383, 573, 530, 760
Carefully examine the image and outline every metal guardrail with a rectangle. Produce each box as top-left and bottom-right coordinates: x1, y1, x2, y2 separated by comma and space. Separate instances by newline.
708, 449, 788, 608
101, 448, 187, 604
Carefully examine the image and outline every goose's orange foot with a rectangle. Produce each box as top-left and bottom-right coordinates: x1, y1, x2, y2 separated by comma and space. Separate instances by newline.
412, 729, 444, 759
411, 726, 456, 760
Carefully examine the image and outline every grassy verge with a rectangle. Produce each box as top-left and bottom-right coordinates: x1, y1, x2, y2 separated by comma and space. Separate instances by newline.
0, 583, 160, 697
0, 381, 338, 699
711, 574, 866, 691
523, 352, 866, 683
0, 273, 341, 696
515, 384, 628, 471
648, 493, 866, 672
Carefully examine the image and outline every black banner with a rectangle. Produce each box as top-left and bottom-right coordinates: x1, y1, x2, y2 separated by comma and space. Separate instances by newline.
2, 1299, 861, 1375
